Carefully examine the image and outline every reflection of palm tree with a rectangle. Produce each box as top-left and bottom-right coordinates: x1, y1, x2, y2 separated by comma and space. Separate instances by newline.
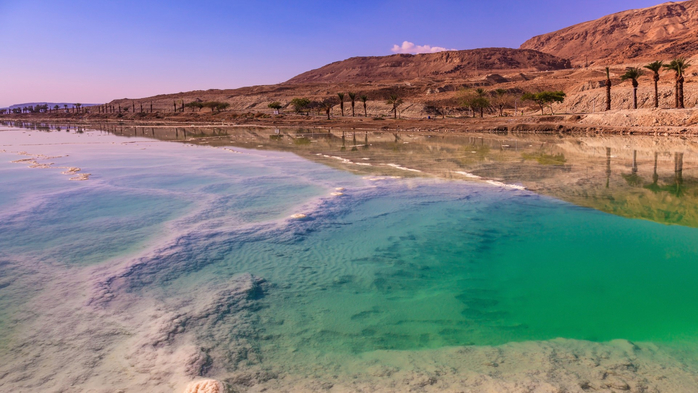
645, 152, 661, 193
674, 152, 684, 196
653, 152, 659, 184
622, 150, 642, 186
606, 147, 612, 188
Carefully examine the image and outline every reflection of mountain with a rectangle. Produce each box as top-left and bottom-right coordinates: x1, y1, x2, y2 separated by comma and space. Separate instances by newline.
6, 120, 698, 228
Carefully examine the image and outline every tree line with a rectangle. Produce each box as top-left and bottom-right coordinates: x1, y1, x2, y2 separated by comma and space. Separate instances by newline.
273, 88, 567, 120
3, 104, 87, 114
606, 57, 691, 110
272, 93, 372, 120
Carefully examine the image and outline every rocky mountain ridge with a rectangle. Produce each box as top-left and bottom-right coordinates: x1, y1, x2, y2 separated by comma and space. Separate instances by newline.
521, 0, 698, 65
286, 48, 571, 84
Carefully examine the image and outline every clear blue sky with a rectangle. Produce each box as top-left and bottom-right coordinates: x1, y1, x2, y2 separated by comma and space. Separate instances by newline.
0, 0, 666, 107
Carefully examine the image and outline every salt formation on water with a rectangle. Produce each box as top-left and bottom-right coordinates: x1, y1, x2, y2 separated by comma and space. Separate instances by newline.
184, 379, 225, 393
1, 126, 698, 392
5, 150, 90, 180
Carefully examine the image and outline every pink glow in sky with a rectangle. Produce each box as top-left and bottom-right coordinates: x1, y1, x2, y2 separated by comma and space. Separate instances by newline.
0, 0, 666, 107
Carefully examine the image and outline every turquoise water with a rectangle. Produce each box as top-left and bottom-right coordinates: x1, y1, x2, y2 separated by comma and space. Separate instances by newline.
2, 124, 698, 390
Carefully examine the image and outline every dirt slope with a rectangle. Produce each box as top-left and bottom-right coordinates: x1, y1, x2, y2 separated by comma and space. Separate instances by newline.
521, 0, 698, 65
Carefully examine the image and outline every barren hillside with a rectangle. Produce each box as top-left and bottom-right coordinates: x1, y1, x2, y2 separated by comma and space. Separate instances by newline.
521, 0, 698, 65
286, 48, 571, 84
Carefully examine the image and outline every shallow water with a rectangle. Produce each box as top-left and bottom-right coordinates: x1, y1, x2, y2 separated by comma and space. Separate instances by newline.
1, 122, 698, 391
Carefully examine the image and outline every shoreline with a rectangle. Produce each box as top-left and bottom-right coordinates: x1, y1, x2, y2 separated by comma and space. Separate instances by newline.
3, 107, 698, 137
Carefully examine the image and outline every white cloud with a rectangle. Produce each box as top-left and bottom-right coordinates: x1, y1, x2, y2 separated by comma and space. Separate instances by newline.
391, 41, 456, 54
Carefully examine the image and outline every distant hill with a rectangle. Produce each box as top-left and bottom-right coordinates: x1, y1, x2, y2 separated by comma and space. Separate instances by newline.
520, 0, 698, 65
1, 102, 101, 110
285, 48, 572, 84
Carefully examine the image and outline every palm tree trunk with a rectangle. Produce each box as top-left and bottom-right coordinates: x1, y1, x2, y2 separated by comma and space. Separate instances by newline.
364, 103, 367, 117
678, 76, 685, 109
675, 77, 680, 108
340, 103, 344, 116
480, 107, 484, 118
606, 80, 612, 111
393, 107, 397, 119
633, 85, 638, 109
351, 102, 355, 117
653, 75, 659, 108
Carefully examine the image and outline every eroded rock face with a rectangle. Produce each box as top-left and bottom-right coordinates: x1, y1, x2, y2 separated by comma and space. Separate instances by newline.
521, 0, 698, 64
286, 48, 571, 84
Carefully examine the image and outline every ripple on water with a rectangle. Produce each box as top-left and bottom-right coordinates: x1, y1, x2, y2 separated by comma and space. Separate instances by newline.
2, 127, 698, 392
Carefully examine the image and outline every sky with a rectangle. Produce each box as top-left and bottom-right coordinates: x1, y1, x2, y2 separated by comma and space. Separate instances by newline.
0, 0, 668, 107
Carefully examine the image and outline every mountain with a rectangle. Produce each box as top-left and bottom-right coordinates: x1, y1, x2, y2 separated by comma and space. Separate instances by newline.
286, 48, 571, 84
520, 0, 698, 65
30, 1, 696, 118
2, 102, 101, 110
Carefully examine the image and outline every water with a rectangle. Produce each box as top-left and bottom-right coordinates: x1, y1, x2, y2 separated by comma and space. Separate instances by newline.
1, 122, 698, 391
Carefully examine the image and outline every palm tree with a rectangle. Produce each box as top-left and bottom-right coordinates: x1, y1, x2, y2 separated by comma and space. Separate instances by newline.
620, 67, 643, 109
386, 94, 403, 119
474, 88, 489, 118
664, 58, 691, 108
337, 93, 345, 116
644, 61, 663, 108
75, 103, 82, 113
321, 99, 334, 120
360, 95, 368, 117
348, 92, 356, 117
605, 67, 612, 111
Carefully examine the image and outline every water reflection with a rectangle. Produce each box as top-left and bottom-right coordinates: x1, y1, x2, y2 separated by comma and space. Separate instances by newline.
4, 120, 698, 228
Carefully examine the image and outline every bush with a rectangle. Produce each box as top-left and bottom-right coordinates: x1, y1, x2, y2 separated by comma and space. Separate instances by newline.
290, 98, 311, 114
203, 101, 230, 113
185, 101, 205, 111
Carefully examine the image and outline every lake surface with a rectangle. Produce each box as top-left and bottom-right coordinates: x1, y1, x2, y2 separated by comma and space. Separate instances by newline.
2, 121, 698, 392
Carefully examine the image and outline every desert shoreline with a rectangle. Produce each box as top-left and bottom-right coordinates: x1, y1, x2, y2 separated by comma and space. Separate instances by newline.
3, 107, 698, 137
